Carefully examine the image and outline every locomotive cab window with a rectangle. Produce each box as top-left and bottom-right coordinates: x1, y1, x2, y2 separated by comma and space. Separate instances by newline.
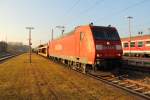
91, 27, 120, 41
138, 41, 143, 47
130, 42, 135, 47
123, 43, 128, 48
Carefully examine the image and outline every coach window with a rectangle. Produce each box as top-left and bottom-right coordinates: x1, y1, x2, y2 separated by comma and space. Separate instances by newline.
130, 42, 135, 47
138, 41, 143, 47
146, 41, 150, 44
123, 43, 128, 48
146, 41, 150, 47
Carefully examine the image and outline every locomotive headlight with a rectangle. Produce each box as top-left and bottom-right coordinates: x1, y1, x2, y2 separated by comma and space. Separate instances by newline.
96, 45, 103, 50
116, 45, 122, 50
97, 53, 102, 57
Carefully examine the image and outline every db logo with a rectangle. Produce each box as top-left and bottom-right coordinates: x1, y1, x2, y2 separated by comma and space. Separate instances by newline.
55, 44, 63, 51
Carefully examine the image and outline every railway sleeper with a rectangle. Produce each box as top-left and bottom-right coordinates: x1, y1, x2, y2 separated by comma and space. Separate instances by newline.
107, 75, 126, 81
143, 91, 150, 95
118, 82, 129, 85
101, 76, 113, 80
125, 84, 136, 88
134, 87, 145, 91
112, 80, 120, 83
107, 76, 121, 81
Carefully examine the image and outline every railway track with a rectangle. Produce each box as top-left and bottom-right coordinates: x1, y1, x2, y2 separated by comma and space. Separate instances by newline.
0, 53, 22, 62
0, 55, 14, 62
87, 71, 150, 100
38, 55, 150, 99
50, 59, 150, 100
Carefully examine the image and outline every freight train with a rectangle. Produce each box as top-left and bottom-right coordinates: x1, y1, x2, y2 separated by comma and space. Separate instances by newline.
37, 24, 123, 73
121, 35, 150, 57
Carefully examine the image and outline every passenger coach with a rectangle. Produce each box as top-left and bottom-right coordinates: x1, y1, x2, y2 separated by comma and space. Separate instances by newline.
121, 35, 150, 57
37, 43, 49, 57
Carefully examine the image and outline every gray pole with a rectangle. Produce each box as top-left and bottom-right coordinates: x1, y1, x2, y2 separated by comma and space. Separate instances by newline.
51, 28, 53, 41
127, 16, 133, 57
26, 27, 34, 63
148, 28, 150, 34
56, 26, 65, 36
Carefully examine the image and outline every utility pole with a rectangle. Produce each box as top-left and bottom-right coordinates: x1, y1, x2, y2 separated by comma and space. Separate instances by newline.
26, 27, 34, 63
5, 33, 7, 52
148, 28, 150, 34
56, 26, 65, 36
40, 40, 41, 45
127, 16, 133, 57
51, 28, 53, 41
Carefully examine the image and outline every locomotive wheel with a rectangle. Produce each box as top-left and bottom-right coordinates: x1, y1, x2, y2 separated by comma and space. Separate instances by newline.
71, 62, 76, 70
81, 64, 87, 74
92, 65, 97, 72
68, 61, 72, 69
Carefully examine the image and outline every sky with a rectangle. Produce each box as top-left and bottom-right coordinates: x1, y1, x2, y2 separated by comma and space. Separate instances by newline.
0, 0, 150, 47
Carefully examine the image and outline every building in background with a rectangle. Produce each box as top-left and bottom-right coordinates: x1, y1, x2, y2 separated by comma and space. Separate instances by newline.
0, 41, 29, 55
7, 42, 29, 54
0, 41, 7, 52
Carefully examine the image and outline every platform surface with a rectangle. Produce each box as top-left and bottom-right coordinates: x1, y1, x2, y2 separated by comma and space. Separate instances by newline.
123, 56, 150, 62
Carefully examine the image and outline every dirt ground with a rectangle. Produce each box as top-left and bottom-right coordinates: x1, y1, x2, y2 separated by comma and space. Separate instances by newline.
0, 53, 142, 100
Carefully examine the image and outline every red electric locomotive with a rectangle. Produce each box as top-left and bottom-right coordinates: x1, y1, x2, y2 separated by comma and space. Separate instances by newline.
49, 24, 123, 73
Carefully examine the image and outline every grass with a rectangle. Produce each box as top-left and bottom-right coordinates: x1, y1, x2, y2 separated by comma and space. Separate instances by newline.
0, 53, 140, 100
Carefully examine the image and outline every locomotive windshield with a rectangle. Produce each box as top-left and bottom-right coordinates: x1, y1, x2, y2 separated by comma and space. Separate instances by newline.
91, 27, 120, 41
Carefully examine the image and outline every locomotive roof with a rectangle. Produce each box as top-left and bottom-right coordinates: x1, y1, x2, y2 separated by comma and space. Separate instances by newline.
54, 25, 117, 40
121, 34, 150, 41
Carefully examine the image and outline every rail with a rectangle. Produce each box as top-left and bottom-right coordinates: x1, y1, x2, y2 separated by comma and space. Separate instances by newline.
0, 53, 22, 62
40, 55, 150, 99
87, 72, 150, 100
57, 62, 150, 99
0, 55, 14, 61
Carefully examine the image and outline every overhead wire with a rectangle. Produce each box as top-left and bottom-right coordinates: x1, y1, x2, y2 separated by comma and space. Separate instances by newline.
64, 0, 81, 17
57, 0, 81, 32
79, 0, 105, 15
65, 0, 106, 26
59, 0, 81, 30
95, 0, 149, 22
64, 0, 149, 31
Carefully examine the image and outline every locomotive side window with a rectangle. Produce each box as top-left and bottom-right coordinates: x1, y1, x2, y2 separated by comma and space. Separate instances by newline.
123, 43, 128, 48
80, 32, 84, 41
138, 41, 143, 47
130, 42, 135, 47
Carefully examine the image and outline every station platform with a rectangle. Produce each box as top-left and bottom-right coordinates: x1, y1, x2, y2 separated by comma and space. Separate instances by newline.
0, 53, 140, 100
123, 56, 150, 67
